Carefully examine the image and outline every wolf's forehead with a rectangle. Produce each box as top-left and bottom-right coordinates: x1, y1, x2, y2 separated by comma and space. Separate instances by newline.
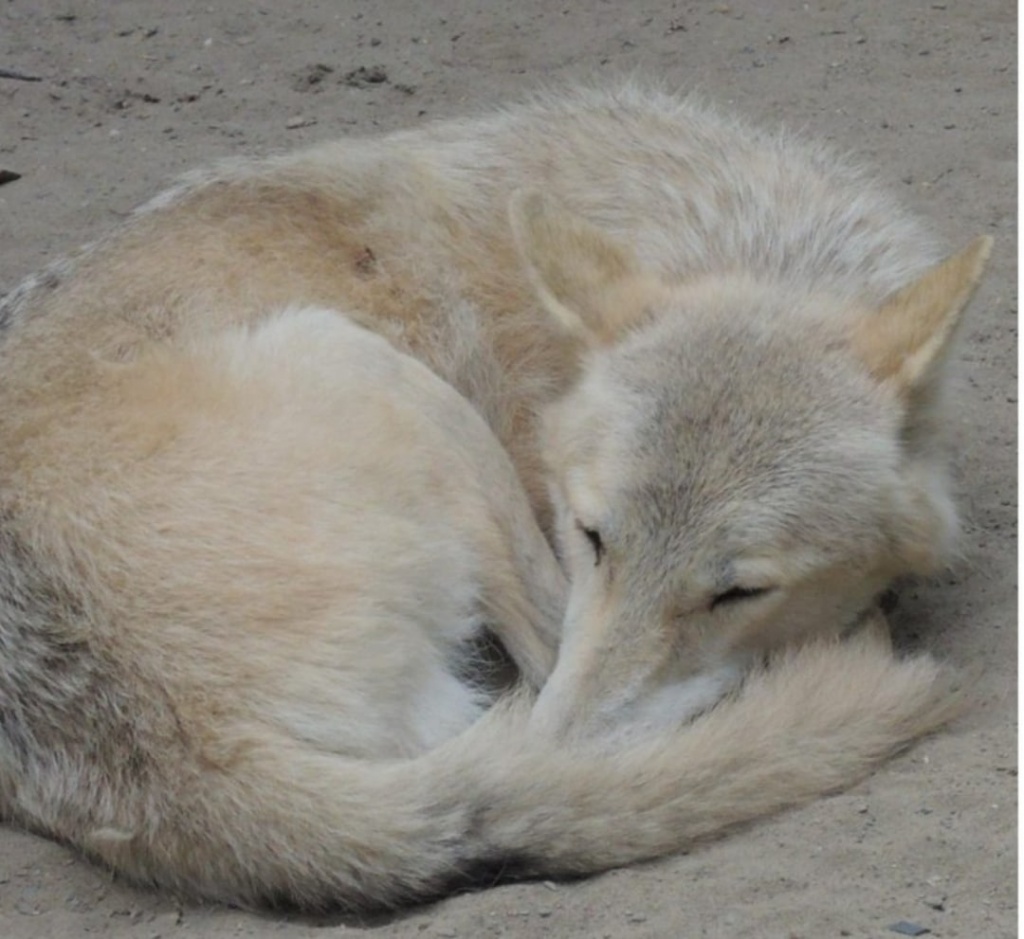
604, 362, 895, 544
615, 447, 887, 574
620, 360, 851, 474
610, 316, 882, 455
613, 404, 900, 568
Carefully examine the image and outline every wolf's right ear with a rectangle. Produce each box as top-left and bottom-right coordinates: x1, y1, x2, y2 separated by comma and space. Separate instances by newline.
508, 190, 665, 346
852, 236, 993, 397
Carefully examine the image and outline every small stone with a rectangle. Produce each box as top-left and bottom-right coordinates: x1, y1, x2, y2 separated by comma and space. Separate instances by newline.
888, 922, 930, 937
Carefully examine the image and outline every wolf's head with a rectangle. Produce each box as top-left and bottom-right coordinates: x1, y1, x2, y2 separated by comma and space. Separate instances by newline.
510, 190, 990, 742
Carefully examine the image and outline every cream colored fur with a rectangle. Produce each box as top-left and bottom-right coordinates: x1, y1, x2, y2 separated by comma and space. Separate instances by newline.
0, 84, 984, 909
517, 195, 989, 738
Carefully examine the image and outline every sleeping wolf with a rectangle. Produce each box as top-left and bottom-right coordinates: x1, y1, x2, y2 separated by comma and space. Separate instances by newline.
0, 84, 983, 908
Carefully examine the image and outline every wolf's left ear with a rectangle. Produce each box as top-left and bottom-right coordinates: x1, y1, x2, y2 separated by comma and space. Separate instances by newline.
508, 190, 665, 346
852, 236, 993, 396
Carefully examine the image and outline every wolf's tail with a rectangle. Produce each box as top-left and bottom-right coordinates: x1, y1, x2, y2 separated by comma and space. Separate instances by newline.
56, 631, 959, 911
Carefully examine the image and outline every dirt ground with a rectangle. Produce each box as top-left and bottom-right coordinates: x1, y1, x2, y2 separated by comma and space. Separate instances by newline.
0, 2, 1016, 937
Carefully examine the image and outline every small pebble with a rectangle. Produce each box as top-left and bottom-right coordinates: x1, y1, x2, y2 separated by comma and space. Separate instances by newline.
888, 922, 930, 937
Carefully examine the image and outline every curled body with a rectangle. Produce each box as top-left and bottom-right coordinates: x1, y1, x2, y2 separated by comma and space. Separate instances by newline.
0, 84, 985, 908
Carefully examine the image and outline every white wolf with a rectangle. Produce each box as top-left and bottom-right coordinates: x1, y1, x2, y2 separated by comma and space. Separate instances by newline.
0, 84, 982, 908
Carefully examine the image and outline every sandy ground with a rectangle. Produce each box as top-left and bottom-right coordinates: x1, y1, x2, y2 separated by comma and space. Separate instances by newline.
0, 2, 1016, 937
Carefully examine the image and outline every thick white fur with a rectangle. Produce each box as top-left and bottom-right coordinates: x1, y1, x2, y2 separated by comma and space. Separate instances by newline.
0, 84, 981, 909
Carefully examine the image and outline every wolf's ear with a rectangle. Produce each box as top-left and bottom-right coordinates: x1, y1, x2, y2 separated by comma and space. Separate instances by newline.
852, 236, 992, 396
508, 190, 664, 345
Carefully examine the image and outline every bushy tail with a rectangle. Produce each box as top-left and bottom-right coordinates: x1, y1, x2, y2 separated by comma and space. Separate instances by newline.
75, 632, 962, 911
466, 633, 963, 875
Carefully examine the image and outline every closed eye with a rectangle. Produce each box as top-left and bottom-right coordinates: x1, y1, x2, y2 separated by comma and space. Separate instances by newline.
710, 585, 774, 611
577, 522, 604, 565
